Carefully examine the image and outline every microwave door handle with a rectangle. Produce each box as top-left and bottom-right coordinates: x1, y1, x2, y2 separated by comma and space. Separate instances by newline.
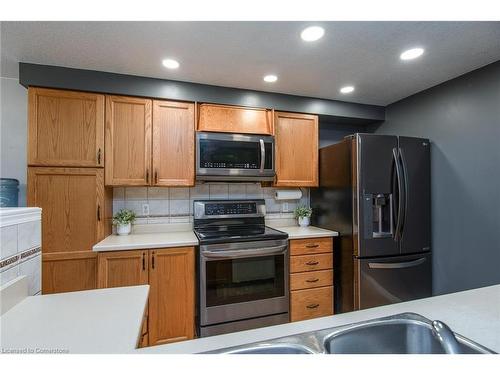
202, 245, 287, 259
260, 138, 265, 172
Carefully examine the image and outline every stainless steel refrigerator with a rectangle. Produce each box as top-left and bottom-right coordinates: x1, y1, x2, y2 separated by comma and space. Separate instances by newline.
311, 133, 432, 313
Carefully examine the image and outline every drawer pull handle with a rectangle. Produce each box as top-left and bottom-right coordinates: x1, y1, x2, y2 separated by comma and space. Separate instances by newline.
306, 303, 320, 309
306, 278, 320, 283
306, 261, 319, 266
306, 244, 319, 248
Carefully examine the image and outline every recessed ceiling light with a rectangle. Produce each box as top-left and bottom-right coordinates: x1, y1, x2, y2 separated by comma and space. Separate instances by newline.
400, 48, 424, 61
300, 26, 325, 42
263, 74, 278, 83
340, 86, 355, 94
162, 58, 180, 69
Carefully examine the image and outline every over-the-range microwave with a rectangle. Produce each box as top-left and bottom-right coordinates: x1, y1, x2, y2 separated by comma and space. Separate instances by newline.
196, 132, 275, 181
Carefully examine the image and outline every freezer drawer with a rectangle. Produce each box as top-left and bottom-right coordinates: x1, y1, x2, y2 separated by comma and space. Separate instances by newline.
356, 253, 431, 310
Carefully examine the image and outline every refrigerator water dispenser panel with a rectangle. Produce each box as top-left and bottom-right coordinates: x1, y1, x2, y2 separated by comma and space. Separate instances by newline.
363, 193, 393, 239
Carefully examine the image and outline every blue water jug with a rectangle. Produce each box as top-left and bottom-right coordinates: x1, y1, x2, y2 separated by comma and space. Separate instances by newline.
0, 178, 19, 207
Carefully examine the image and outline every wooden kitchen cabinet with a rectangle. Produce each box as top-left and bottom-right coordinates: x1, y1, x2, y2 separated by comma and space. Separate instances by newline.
42, 251, 97, 294
28, 167, 111, 295
152, 100, 195, 186
197, 103, 274, 135
28, 88, 105, 167
289, 237, 334, 322
149, 247, 195, 346
27, 167, 112, 254
97, 250, 149, 288
274, 111, 319, 187
105, 95, 152, 186
96, 246, 195, 347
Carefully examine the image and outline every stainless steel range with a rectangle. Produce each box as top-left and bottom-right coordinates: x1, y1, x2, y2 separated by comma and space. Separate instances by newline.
193, 199, 289, 337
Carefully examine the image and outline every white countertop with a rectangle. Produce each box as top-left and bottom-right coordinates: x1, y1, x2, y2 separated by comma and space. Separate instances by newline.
93, 231, 199, 252
1, 285, 149, 354
271, 225, 338, 239
92, 223, 337, 252
137, 284, 500, 354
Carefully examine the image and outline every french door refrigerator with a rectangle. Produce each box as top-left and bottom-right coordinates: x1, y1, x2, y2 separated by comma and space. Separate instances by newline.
311, 133, 431, 313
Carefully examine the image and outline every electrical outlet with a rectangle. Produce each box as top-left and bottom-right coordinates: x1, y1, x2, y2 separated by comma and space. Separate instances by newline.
282, 202, 289, 212
142, 204, 150, 216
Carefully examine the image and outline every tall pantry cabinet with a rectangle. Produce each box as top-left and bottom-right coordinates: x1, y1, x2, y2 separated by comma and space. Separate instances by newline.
27, 87, 112, 294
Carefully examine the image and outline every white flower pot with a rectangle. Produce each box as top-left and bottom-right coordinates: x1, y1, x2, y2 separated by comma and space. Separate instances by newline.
298, 216, 310, 227
116, 222, 132, 236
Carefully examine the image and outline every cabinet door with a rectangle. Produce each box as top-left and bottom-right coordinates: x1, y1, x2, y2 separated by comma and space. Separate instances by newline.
28, 88, 104, 167
105, 95, 152, 186
42, 251, 97, 294
27, 167, 110, 253
197, 104, 273, 135
152, 100, 195, 186
97, 250, 149, 288
149, 247, 195, 346
275, 112, 318, 187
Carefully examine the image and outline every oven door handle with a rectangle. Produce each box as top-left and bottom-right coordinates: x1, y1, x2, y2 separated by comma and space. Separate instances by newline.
202, 245, 287, 259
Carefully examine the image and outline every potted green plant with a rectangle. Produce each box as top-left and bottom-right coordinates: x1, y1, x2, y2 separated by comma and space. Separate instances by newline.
294, 206, 313, 227
113, 209, 136, 236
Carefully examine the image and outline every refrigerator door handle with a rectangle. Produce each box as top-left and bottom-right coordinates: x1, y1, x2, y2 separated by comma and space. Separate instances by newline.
368, 257, 427, 269
399, 147, 409, 237
392, 148, 403, 241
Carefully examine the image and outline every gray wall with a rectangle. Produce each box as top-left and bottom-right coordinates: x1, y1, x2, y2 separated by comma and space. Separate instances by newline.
374, 61, 500, 295
0, 77, 28, 206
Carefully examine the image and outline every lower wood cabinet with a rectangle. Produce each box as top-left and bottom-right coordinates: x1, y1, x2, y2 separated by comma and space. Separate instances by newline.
42, 251, 97, 294
97, 247, 195, 347
289, 237, 334, 322
148, 247, 195, 346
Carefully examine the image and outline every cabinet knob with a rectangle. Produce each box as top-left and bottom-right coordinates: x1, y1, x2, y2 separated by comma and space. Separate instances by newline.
146, 169, 149, 184
305, 243, 319, 248
97, 148, 102, 165
97, 205, 101, 221
154, 170, 158, 184
306, 303, 320, 309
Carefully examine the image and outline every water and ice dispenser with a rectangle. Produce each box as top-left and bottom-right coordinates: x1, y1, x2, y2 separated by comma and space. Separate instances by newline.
363, 193, 393, 239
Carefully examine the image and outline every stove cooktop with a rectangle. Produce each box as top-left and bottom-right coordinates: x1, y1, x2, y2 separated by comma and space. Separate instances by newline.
194, 225, 288, 245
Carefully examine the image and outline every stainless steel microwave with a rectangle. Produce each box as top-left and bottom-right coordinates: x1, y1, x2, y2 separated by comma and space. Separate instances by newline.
196, 132, 275, 181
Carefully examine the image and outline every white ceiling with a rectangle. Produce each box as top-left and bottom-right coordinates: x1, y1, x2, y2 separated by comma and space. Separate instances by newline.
1, 21, 500, 106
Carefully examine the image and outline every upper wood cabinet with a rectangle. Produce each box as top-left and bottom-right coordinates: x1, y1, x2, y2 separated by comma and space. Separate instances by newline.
274, 111, 319, 187
197, 103, 273, 135
149, 247, 195, 346
27, 167, 112, 253
105, 95, 152, 186
97, 250, 149, 288
152, 100, 195, 186
28, 88, 104, 167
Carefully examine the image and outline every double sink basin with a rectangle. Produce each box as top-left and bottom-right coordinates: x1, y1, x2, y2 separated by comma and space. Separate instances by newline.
205, 313, 495, 354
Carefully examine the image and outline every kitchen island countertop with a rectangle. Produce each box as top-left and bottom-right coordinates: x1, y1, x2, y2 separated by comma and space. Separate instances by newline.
1, 285, 149, 354
137, 284, 500, 354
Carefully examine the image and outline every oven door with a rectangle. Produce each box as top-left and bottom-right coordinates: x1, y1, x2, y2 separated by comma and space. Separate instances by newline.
199, 239, 289, 326
196, 132, 275, 181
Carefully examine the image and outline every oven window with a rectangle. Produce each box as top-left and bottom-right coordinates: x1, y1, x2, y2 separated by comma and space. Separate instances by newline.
199, 139, 261, 169
205, 255, 285, 307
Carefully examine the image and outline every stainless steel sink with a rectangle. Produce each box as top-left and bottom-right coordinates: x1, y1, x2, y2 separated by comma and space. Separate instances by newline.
218, 343, 315, 354
204, 313, 495, 354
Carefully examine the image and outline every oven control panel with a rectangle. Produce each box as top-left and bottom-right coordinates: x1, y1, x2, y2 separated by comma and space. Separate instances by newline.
205, 202, 257, 216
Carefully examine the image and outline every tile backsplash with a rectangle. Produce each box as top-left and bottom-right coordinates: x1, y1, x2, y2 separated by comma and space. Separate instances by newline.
113, 183, 310, 225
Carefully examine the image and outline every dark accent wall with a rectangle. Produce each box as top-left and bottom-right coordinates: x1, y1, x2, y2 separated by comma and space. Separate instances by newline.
374, 60, 500, 295
19, 63, 384, 125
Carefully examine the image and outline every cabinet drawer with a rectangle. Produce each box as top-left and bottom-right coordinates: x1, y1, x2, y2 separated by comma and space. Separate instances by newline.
290, 269, 333, 291
290, 237, 333, 256
290, 253, 333, 273
291, 286, 333, 322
